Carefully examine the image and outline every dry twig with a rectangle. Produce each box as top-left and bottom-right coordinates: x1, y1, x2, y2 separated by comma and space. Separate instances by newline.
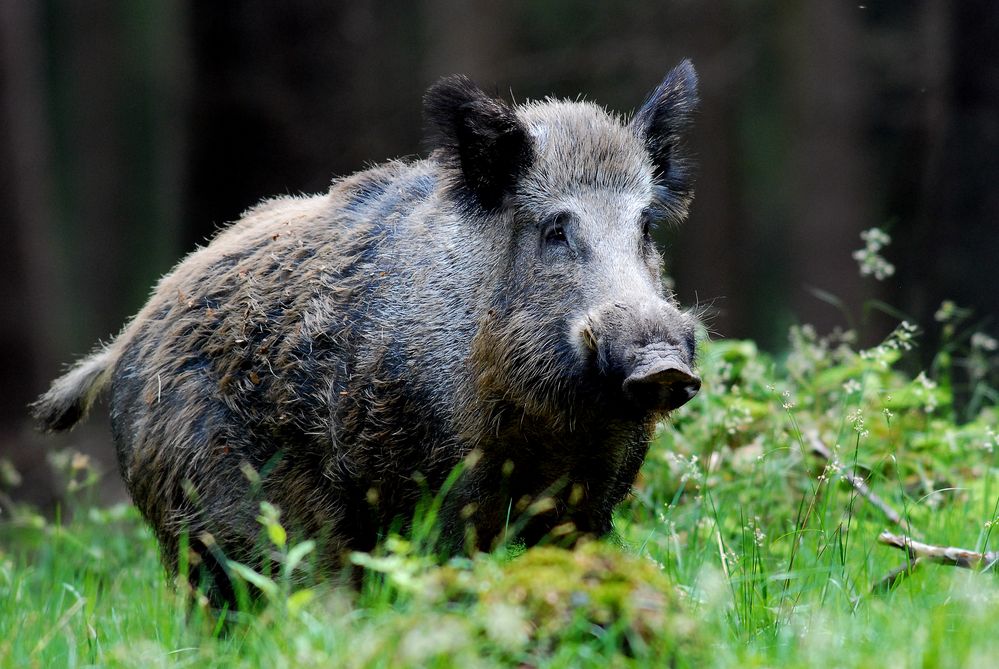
804, 435, 998, 592
877, 531, 999, 570
807, 433, 920, 537
868, 558, 923, 595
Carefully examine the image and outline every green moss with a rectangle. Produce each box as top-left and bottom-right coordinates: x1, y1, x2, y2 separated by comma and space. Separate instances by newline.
423, 542, 705, 665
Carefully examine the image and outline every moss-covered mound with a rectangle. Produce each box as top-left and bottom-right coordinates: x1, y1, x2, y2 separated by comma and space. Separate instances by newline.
408, 542, 706, 666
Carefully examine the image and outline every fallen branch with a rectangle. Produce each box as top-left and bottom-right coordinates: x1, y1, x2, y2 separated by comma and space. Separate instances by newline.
877, 531, 999, 570
808, 433, 920, 537
868, 557, 923, 595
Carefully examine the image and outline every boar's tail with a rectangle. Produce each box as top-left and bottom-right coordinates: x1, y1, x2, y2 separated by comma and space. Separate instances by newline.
31, 346, 116, 432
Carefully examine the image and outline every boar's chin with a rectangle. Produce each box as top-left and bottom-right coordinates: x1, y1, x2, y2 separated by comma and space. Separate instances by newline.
467, 311, 593, 429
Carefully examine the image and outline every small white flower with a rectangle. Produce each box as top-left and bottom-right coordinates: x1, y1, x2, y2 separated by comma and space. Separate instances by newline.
934, 300, 957, 322
971, 332, 998, 352
853, 228, 895, 281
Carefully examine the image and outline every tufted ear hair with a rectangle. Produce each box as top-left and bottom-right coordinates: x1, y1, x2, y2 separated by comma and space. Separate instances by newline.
630, 60, 699, 197
423, 75, 533, 211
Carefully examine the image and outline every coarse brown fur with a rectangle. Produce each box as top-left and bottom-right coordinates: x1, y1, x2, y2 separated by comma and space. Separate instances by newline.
33, 62, 702, 604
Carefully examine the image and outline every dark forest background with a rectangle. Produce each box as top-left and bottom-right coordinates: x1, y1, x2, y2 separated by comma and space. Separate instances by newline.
2, 1, 997, 506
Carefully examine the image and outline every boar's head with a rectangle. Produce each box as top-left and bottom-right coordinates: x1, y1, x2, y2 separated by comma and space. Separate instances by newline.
425, 62, 701, 430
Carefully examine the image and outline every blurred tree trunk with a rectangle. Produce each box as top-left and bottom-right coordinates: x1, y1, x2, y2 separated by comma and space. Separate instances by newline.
0, 1, 63, 508
339, 1, 424, 163
923, 1, 999, 329
784, 3, 872, 337
421, 0, 513, 86
56, 1, 188, 338
0, 0, 65, 401
660, 5, 748, 341
0, 0, 190, 507
888, 0, 951, 333
184, 1, 425, 248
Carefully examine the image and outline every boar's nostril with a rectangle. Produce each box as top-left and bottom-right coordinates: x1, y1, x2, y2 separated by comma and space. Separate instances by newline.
622, 359, 701, 412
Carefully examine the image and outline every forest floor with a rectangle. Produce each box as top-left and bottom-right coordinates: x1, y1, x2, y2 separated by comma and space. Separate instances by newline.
3, 313, 999, 668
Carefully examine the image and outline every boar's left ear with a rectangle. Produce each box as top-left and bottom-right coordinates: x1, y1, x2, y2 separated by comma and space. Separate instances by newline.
424, 75, 532, 211
630, 60, 699, 194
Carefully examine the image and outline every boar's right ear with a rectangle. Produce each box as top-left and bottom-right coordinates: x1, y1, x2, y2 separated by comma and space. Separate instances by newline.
424, 75, 532, 212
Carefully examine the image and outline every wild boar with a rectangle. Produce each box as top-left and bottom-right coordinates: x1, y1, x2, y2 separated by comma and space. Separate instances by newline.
33, 61, 702, 602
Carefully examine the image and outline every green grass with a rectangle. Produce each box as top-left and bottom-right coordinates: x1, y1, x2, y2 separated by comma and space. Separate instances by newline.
3, 316, 999, 667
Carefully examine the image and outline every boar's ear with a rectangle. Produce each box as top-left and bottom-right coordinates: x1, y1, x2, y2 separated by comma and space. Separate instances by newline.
630, 60, 699, 196
424, 75, 532, 211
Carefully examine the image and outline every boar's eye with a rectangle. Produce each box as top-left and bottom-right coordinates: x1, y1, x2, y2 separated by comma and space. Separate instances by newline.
543, 211, 572, 247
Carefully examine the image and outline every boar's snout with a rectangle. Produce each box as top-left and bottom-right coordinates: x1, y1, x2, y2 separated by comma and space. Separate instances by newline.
578, 302, 700, 413
621, 344, 700, 412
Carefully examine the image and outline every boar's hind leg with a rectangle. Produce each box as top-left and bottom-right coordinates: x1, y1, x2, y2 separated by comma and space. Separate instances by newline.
110, 365, 270, 605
